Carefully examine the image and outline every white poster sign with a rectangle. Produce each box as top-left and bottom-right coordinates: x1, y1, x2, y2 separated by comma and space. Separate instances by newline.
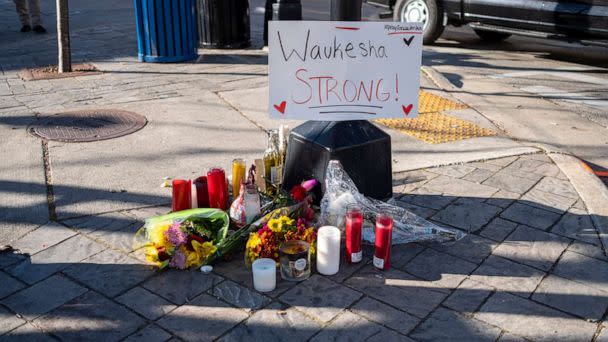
268, 21, 423, 121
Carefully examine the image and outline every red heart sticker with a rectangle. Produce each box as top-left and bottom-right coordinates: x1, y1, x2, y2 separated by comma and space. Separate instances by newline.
402, 104, 413, 116
274, 101, 286, 114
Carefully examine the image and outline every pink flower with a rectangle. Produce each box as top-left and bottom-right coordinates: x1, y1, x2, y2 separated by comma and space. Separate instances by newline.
169, 250, 186, 269
165, 222, 187, 246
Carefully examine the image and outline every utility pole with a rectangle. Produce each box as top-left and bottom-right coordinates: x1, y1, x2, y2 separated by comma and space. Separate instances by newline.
56, 0, 72, 73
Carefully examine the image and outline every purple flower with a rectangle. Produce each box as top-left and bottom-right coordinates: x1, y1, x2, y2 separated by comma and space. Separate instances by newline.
165, 222, 187, 246
169, 249, 186, 269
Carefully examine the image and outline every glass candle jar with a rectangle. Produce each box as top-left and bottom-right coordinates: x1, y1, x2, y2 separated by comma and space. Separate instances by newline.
243, 184, 261, 224
373, 212, 393, 270
279, 240, 311, 281
207, 167, 228, 210
345, 204, 363, 263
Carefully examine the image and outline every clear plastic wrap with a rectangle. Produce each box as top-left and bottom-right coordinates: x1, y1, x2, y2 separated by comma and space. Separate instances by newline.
320, 160, 465, 244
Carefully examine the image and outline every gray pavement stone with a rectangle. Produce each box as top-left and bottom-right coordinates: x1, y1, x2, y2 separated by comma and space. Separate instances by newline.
116, 287, 177, 321
157, 293, 248, 342
391, 243, 425, 270
310, 311, 410, 342
411, 307, 501, 342
497, 332, 528, 342
432, 198, 501, 232
486, 156, 518, 166
482, 170, 540, 194
9, 222, 76, 255
485, 189, 520, 209
469, 161, 503, 172
521, 188, 576, 213
534, 177, 579, 199
443, 278, 493, 313
503, 158, 554, 178
476, 292, 597, 342
553, 251, 608, 293
35, 291, 145, 341
404, 248, 478, 289
462, 168, 495, 183
1, 274, 87, 320
0, 250, 28, 270
142, 269, 223, 305
480, 218, 519, 242
279, 275, 362, 323
393, 169, 439, 193
567, 241, 608, 262
350, 296, 419, 335
428, 164, 476, 178
211, 279, 271, 311
551, 208, 600, 245
500, 202, 562, 230
6, 234, 105, 284
326, 254, 369, 284
423, 176, 499, 198
401, 187, 456, 210
429, 234, 497, 264
470, 255, 545, 296
597, 326, 608, 342
123, 324, 171, 342
0, 305, 25, 335
218, 302, 321, 342
492, 225, 570, 271
532, 274, 608, 321
0, 322, 55, 342
63, 249, 154, 297
62, 212, 139, 234
345, 265, 448, 318
0, 271, 25, 299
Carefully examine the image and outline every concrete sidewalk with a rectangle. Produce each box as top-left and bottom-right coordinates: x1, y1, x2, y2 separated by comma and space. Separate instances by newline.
1, 0, 608, 341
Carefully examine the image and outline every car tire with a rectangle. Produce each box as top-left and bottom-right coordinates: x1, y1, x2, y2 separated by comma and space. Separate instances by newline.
473, 29, 511, 42
393, 0, 444, 45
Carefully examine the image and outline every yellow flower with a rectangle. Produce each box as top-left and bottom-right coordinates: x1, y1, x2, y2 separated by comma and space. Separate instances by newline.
147, 222, 170, 245
144, 246, 159, 264
267, 219, 282, 233
279, 216, 294, 227
246, 233, 262, 249
184, 240, 218, 268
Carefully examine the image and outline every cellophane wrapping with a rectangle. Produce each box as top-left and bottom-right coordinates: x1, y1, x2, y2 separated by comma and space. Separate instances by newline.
320, 160, 465, 244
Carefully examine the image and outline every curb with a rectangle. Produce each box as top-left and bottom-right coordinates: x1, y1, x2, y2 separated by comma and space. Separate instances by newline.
549, 153, 608, 255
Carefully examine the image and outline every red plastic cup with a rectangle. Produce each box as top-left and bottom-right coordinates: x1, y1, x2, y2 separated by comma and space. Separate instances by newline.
345, 204, 363, 263
194, 176, 210, 208
207, 167, 228, 210
373, 212, 393, 270
172, 179, 192, 212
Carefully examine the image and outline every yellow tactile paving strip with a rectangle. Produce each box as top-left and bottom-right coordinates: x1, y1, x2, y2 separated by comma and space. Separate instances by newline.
376, 90, 496, 144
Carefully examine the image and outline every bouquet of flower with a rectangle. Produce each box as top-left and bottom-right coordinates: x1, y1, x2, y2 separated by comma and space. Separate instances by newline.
245, 215, 317, 265
141, 209, 229, 270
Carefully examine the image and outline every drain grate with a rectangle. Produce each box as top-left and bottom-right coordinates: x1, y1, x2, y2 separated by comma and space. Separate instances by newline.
28, 109, 147, 143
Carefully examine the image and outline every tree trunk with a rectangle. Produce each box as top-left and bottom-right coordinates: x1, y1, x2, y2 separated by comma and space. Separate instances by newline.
56, 0, 71, 73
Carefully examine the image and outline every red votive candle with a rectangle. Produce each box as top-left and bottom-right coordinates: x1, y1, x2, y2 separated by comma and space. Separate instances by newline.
207, 167, 228, 210
172, 179, 192, 212
373, 212, 393, 270
345, 204, 363, 263
194, 176, 210, 208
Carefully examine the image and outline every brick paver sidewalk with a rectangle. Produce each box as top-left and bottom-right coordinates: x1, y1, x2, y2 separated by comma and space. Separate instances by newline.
2, 153, 605, 341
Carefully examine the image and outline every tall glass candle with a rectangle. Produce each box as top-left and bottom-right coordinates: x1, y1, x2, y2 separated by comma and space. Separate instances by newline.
373, 213, 393, 270
232, 159, 246, 198
207, 167, 228, 210
193, 176, 210, 208
317, 226, 341, 275
252, 258, 276, 292
243, 184, 261, 224
172, 179, 191, 212
345, 204, 363, 263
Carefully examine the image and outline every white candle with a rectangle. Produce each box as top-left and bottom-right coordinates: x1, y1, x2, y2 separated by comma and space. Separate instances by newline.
316, 226, 341, 275
252, 258, 276, 292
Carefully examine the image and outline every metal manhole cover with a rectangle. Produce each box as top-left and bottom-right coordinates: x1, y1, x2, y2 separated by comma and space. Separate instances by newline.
28, 109, 147, 142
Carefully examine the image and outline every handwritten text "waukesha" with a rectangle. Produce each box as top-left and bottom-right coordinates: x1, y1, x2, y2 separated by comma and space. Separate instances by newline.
277, 30, 388, 62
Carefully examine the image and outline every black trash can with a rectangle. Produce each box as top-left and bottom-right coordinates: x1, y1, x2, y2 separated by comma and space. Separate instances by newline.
198, 0, 251, 49
134, 0, 198, 62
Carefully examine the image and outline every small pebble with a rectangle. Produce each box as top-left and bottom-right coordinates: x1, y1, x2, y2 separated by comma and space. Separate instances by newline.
200, 265, 213, 274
